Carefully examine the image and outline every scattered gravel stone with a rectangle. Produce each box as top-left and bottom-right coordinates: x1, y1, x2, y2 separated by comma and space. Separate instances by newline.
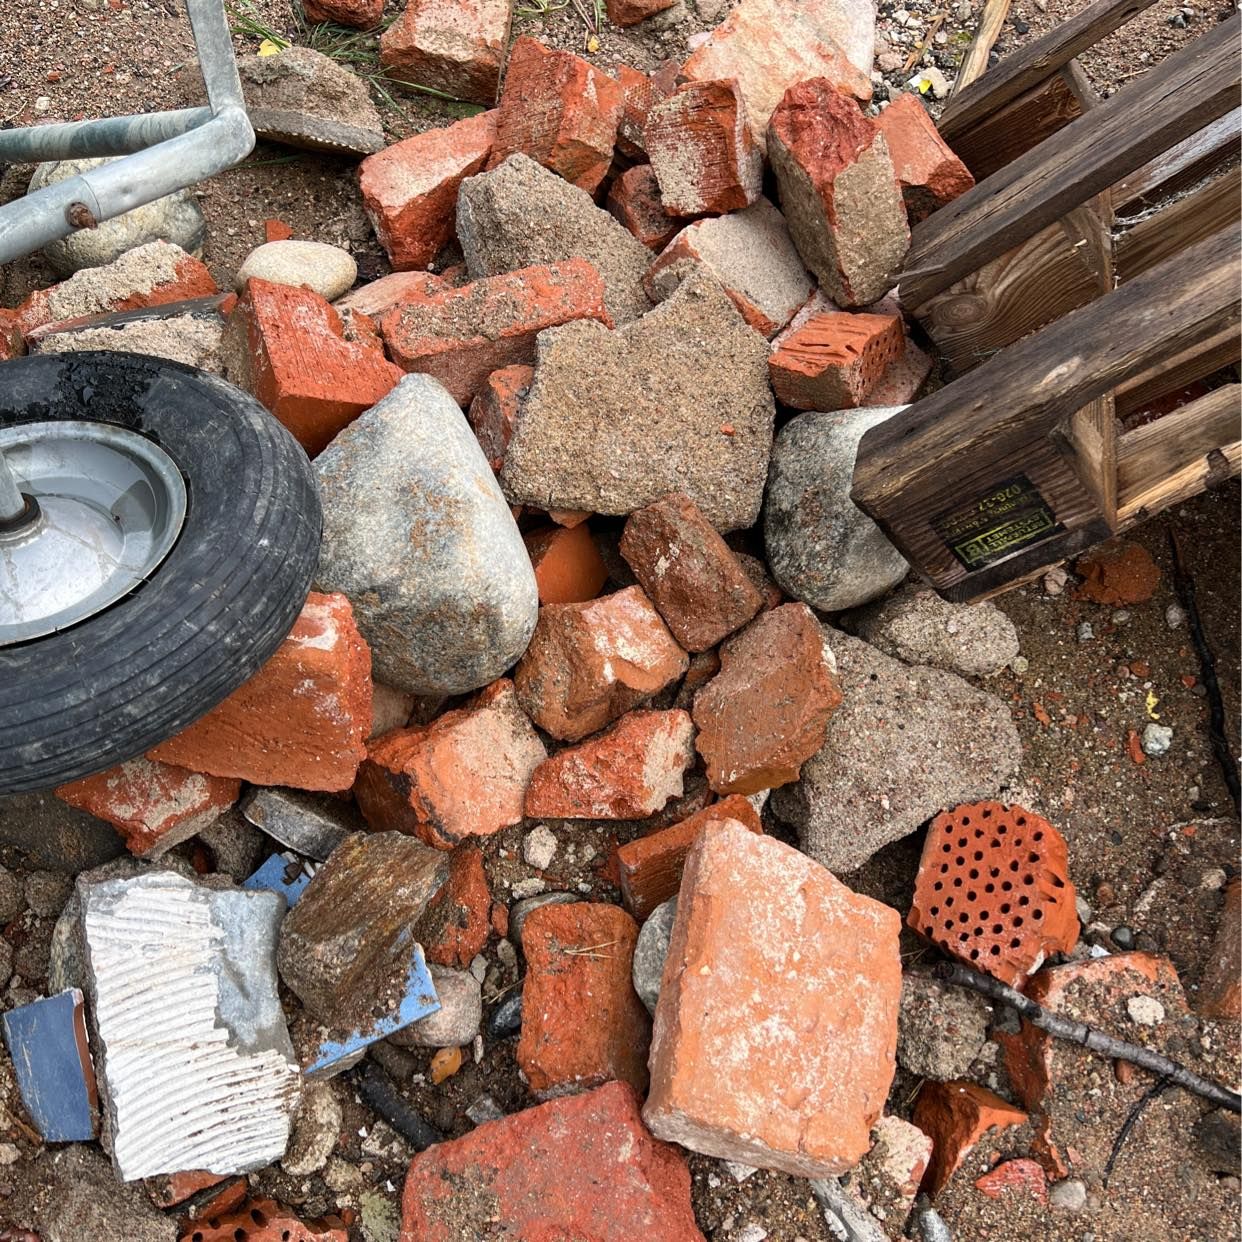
896, 969, 990, 1081
1126, 995, 1165, 1026
1049, 1178, 1088, 1212
1042, 566, 1068, 595
1142, 723, 1174, 757
235, 240, 358, 300
1077, 621, 1095, 642
1111, 609, 1131, 625
466, 1093, 506, 1124
1166, 603, 1187, 628
281, 1081, 343, 1176
0, 939, 13, 990
485, 988, 523, 1039
23, 871, 72, 919
632, 896, 677, 1016
523, 824, 558, 871
1010, 655, 1029, 675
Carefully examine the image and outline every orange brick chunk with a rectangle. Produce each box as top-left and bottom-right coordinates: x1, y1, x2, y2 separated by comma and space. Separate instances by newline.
149, 593, 372, 792
359, 110, 496, 270
1198, 876, 1241, 1019
415, 843, 492, 967
489, 37, 624, 193
874, 93, 975, 224
467, 363, 533, 470
606, 0, 675, 26
769, 311, 905, 410
908, 801, 1079, 987
913, 1082, 1027, 1195
523, 524, 608, 605
644, 821, 901, 1176
518, 903, 651, 1097
380, 0, 511, 104
607, 165, 681, 252
646, 79, 762, 217
225, 278, 402, 456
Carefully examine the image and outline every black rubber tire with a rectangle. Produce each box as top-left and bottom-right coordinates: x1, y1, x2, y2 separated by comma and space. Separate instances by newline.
0, 351, 322, 794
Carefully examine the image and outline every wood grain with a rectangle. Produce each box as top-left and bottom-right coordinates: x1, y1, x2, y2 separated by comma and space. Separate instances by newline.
1112, 107, 1241, 214
1114, 171, 1239, 283
1114, 323, 1240, 416
954, 0, 1012, 96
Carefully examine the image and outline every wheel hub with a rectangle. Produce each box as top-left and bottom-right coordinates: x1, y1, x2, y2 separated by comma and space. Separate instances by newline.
0, 421, 187, 647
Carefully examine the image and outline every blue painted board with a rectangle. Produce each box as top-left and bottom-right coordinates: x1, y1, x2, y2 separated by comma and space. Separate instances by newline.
242, 853, 315, 906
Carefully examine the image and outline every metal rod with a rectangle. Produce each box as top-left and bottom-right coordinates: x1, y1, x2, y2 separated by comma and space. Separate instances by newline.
0, 450, 25, 524
0, 109, 213, 163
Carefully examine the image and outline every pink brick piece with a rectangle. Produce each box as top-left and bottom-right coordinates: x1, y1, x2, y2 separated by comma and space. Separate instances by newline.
874, 93, 975, 224
768, 311, 906, 410
380, 0, 512, 104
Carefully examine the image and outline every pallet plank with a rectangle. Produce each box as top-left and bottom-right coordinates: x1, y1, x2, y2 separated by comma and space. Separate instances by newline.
1114, 323, 1240, 416
1112, 107, 1241, 213
1114, 171, 1240, 283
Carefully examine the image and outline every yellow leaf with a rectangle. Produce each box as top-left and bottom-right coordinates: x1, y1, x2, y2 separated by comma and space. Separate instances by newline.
1145, 690, 1160, 720
586, 34, 600, 53
430, 1046, 463, 1084
258, 38, 282, 56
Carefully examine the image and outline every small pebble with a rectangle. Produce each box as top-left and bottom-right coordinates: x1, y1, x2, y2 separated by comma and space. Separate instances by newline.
522, 824, 557, 871
1075, 895, 1092, 925
485, 989, 523, 1039
1111, 925, 1136, 950
1126, 995, 1165, 1026
1043, 565, 1068, 595
1165, 603, 1186, 628
1142, 723, 1173, 757
1111, 609, 1131, 625
1010, 655, 1029, 676
465, 1094, 505, 1125
1168, 10, 1186, 24
1050, 1178, 1088, 1212
1077, 621, 1094, 642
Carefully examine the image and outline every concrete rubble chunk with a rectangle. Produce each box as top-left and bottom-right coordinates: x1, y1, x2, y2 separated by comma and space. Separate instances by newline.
644, 821, 901, 1176
80, 872, 301, 1180
764, 406, 910, 612
313, 374, 539, 696
281, 1081, 344, 1178
240, 787, 361, 862
381, 0, 511, 104
31, 305, 227, 373
772, 628, 1023, 873
843, 1115, 932, 1224
896, 969, 990, 1082
500, 269, 775, 531
458, 153, 655, 326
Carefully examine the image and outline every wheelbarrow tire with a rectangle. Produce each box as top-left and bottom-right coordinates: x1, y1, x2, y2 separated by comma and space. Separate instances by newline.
0, 351, 322, 794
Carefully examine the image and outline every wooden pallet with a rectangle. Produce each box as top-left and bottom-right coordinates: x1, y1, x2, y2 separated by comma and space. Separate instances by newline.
851, 9, 1241, 601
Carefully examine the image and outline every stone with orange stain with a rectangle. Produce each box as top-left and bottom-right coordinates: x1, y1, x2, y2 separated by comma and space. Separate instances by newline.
616, 795, 761, 920
873, 93, 975, 224
149, 593, 373, 793
606, 165, 682, 252
524, 710, 696, 820
907, 802, 1079, 988
56, 758, 240, 859
1074, 540, 1161, 605
644, 820, 901, 1176
414, 844, 492, 967
768, 311, 905, 410
380, 0, 510, 103
1197, 876, 1241, 1019
692, 603, 841, 795
467, 363, 533, 471
523, 524, 608, 606
912, 1081, 1027, 1196
514, 587, 688, 742
975, 1157, 1048, 1202
518, 902, 650, 1097
353, 678, 546, 849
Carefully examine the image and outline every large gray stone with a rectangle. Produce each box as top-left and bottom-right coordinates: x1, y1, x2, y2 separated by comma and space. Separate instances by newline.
764, 407, 909, 612
314, 374, 539, 695
772, 628, 1022, 872
501, 271, 774, 531
31, 156, 205, 275
457, 154, 654, 326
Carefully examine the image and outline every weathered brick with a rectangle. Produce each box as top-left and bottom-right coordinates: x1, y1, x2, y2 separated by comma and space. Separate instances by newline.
414, 843, 492, 967
400, 1082, 704, 1239
769, 310, 905, 410
874, 93, 975, 224
518, 902, 650, 1096
466, 363, 533, 470
607, 164, 682, 251
645, 198, 812, 337
149, 593, 373, 793
56, 758, 240, 859
380, 0, 511, 104
606, 0, 675, 26
975, 1157, 1048, 1202
353, 678, 546, 848
644, 821, 901, 1176
1197, 875, 1240, 1019
645, 79, 762, 217
524, 523, 608, 605
768, 79, 909, 308
514, 587, 689, 741
616, 795, 762, 919
488, 37, 624, 193
224, 278, 402, 455
304, 0, 381, 28
912, 1081, 1028, 1195
525, 710, 695, 819
692, 603, 841, 794
615, 60, 680, 159
908, 802, 1079, 988
379, 260, 610, 405
619, 493, 763, 651
359, 110, 496, 270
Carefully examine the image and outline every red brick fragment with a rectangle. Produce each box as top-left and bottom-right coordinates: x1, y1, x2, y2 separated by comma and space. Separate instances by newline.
874, 93, 975, 223
514, 587, 689, 742
379, 260, 610, 405
415, 844, 492, 967
225, 278, 402, 455
1074, 540, 1161, 605
354, 678, 546, 848
149, 593, 373, 792
606, 0, 675, 26
303, 0, 381, 28
400, 1082, 704, 1240
692, 603, 841, 794
524, 524, 608, 605
467, 363, 532, 469
0, 309, 25, 360
524, 710, 695, 819
264, 219, 294, 243
974, 1157, 1048, 1202
607, 165, 682, 251
359, 110, 496, 270
769, 311, 905, 410
380, 0, 511, 104
178, 1198, 346, 1242
868, 332, 934, 406
1197, 876, 1241, 1019
912, 1081, 1028, 1196
615, 60, 680, 159
518, 902, 650, 1096
56, 758, 239, 859
616, 795, 761, 919
645, 821, 901, 1176
147, 1169, 227, 1209
173, 1177, 248, 1226
489, 37, 624, 193
646, 79, 762, 217
908, 802, 1079, 988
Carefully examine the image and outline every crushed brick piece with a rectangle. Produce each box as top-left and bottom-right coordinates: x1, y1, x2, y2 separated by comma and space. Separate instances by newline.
224, 278, 401, 455
524, 524, 608, 605
975, 1157, 1048, 1202
354, 678, 546, 848
524, 709, 695, 819
380, 0, 511, 103
615, 60, 680, 159
908, 801, 1079, 988
607, 164, 682, 251
264, 219, 294, 242
873, 93, 975, 223
149, 593, 373, 792
0, 309, 26, 359
868, 331, 934, 406
616, 795, 761, 919
414, 843, 492, 967
359, 110, 496, 270
912, 1081, 1028, 1196
148, 1169, 227, 1208
379, 259, 610, 405
1197, 876, 1240, 1019
1074, 540, 1161, 605
175, 1198, 346, 1242
854, 1115, 933, 1217
606, 0, 675, 25
768, 310, 905, 410
303, 0, 381, 28
645, 821, 901, 1175
467, 363, 533, 470
488, 37, 624, 193
518, 902, 651, 1096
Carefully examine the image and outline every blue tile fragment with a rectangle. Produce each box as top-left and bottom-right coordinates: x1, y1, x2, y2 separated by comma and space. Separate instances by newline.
2, 989, 98, 1142
242, 853, 317, 907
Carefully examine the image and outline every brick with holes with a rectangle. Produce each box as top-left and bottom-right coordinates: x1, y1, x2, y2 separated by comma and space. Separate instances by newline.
768, 311, 905, 410
907, 802, 1079, 987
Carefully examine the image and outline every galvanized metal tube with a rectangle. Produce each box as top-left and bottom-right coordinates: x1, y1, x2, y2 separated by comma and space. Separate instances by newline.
0, 109, 213, 162
0, 451, 26, 524
187, 0, 249, 114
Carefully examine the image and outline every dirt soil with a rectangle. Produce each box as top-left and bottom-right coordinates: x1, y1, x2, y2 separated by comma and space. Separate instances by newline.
0, 0, 1238, 1239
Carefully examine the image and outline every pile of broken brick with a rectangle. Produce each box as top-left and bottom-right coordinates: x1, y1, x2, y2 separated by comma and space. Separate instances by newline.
1, 2, 1238, 1239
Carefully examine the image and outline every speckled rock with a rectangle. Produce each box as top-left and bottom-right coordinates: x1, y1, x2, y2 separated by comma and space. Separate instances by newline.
30, 156, 205, 276
772, 628, 1023, 873
896, 969, 990, 1081
764, 407, 909, 611
235, 240, 358, 301
389, 966, 482, 1047
633, 896, 677, 1016
281, 1082, 343, 1176
314, 374, 539, 695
